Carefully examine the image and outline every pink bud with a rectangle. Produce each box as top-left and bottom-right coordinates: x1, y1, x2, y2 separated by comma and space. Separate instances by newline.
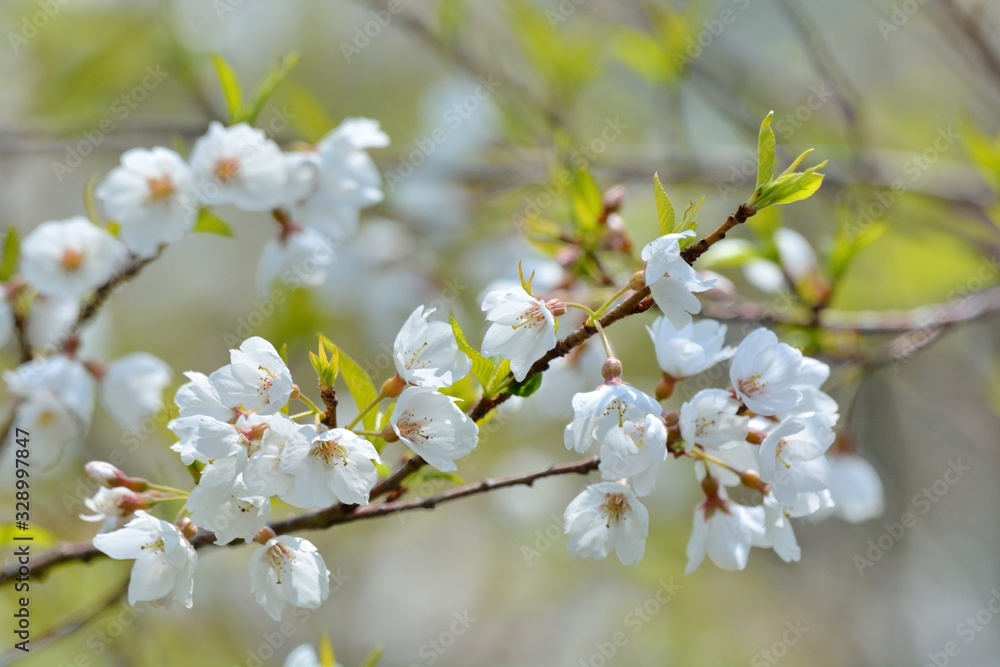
85, 461, 126, 488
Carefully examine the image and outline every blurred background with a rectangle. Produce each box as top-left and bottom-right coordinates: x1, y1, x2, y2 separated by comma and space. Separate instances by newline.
1, 0, 999, 665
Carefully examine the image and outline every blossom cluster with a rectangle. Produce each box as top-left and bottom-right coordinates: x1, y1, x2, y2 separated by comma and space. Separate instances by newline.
1, 117, 388, 468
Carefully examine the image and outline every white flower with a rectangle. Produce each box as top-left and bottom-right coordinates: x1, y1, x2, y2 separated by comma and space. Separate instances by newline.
190, 121, 287, 211
729, 328, 804, 416
256, 225, 335, 299
92, 510, 197, 608
393, 305, 471, 388
648, 317, 733, 379
20, 217, 125, 299
186, 476, 270, 545
755, 494, 801, 563
284, 644, 341, 667
282, 118, 389, 242
597, 414, 667, 497
642, 231, 716, 328
168, 414, 247, 466
826, 454, 884, 523
758, 413, 836, 507
685, 490, 763, 574
243, 414, 303, 498
564, 482, 649, 565
5, 355, 94, 466
782, 356, 838, 418
209, 337, 294, 414
697, 442, 761, 488
80, 487, 142, 532
389, 386, 479, 472
99, 353, 172, 430
281, 428, 381, 508
25, 296, 78, 353
564, 383, 662, 454
249, 535, 330, 621
480, 286, 557, 382
679, 389, 748, 450
174, 371, 233, 421
95, 147, 197, 258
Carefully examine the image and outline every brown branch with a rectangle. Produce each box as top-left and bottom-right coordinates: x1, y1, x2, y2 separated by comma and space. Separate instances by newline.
60, 254, 158, 347
681, 203, 757, 265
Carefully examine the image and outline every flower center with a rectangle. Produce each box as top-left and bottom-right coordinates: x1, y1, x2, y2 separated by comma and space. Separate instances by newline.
267, 542, 296, 584
146, 174, 176, 202
61, 248, 84, 271
396, 415, 426, 443
601, 492, 630, 527
141, 537, 166, 554
311, 439, 347, 466
738, 373, 766, 396
511, 303, 544, 331
213, 157, 240, 183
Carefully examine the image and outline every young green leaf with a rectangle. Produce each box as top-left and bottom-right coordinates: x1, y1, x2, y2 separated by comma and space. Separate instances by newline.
193, 207, 235, 237
752, 161, 827, 209
359, 646, 384, 667
211, 53, 243, 123
508, 372, 543, 398
0, 226, 19, 282
756, 111, 777, 190
450, 315, 497, 393
653, 172, 676, 237
570, 163, 603, 232
237, 52, 301, 125
337, 346, 379, 430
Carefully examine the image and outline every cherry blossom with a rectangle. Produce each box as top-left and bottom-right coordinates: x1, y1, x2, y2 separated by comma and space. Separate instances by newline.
190, 121, 287, 211
648, 316, 733, 380
564, 482, 649, 565
758, 412, 837, 507
99, 353, 172, 430
20, 216, 125, 299
393, 305, 471, 388
389, 386, 479, 472
249, 535, 330, 621
729, 327, 805, 416
186, 476, 270, 545
678, 388, 748, 450
281, 427, 381, 508
481, 285, 557, 382
209, 336, 294, 414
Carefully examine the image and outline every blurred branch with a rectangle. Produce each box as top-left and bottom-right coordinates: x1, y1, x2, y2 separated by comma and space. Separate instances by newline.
700, 283, 1000, 333
936, 0, 1000, 93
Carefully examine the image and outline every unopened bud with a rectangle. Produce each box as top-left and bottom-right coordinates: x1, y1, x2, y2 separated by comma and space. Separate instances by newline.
381, 424, 400, 443
178, 517, 199, 541
381, 373, 407, 399
241, 422, 269, 442
601, 358, 623, 382
628, 270, 646, 291
85, 461, 125, 487
546, 299, 567, 317
740, 469, 770, 495
746, 428, 766, 445
655, 373, 679, 401
289, 384, 301, 401
254, 526, 277, 544
602, 184, 627, 214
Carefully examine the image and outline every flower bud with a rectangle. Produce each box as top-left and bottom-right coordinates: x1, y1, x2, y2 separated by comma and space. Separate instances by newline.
545, 299, 567, 317
254, 526, 277, 544
628, 270, 646, 291
602, 184, 627, 214
85, 461, 126, 487
739, 469, 770, 495
381, 373, 407, 399
178, 517, 199, 541
601, 358, 623, 382
655, 373, 679, 401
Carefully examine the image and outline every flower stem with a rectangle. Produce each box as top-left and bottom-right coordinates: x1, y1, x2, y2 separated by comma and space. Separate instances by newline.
346, 390, 388, 430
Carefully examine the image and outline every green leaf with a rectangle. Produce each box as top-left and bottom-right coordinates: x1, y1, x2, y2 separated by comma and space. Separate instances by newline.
0, 226, 20, 281
211, 53, 243, 123
611, 28, 671, 84
193, 207, 235, 237
653, 172, 675, 237
756, 111, 776, 190
310, 334, 340, 388
450, 315, 496, 393
570, 163, 603, 232
753, 162, 827, 209
508, 372, 543, 398
237, 52, 300, 124
337, 347, 379, 430
483, 358, 512, 397
281, 82, 337, 144
676, 196, 704, 245
359, 646, 384, 667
